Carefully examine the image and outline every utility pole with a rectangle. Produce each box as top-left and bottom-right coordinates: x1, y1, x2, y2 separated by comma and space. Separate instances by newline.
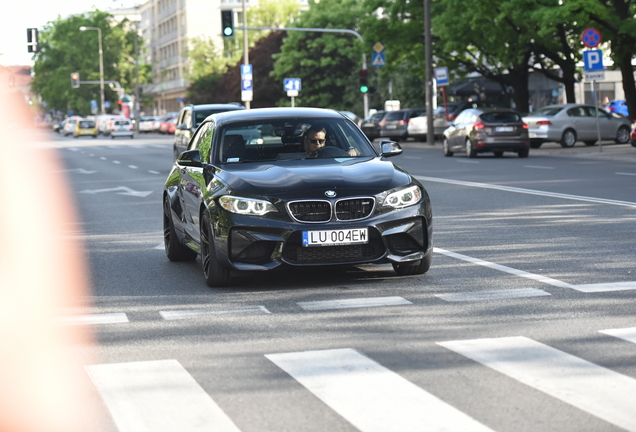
242, 0, 250, 109
424, 0, 434, 146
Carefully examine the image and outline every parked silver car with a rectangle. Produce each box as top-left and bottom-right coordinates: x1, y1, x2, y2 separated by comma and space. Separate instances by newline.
523, 104, 632, 148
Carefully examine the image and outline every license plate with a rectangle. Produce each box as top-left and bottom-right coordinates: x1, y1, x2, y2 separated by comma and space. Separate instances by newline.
386, 125, 397, 129
302, 228, 368, 247
529, 132, 537, 138
495, 126, 514, 132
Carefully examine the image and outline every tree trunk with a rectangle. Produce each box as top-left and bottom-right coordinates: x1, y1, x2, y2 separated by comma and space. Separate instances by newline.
616, 50, 636, 121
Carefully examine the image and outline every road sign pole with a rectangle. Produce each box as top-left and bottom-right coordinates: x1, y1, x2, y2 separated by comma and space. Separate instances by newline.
291, 96, 295, 108
593, 80, 602, 152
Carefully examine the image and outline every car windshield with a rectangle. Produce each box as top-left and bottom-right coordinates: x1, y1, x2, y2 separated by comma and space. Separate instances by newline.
195, 108, 241, 126
480, 112, 521, 123
384, 111, 405, 121
526, 106, 563, 117
79, 121, 94, 128
215, 117, 377, 164
115, 120, 129, 125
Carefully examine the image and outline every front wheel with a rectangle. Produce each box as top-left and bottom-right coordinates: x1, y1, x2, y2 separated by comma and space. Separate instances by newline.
560, 129, 577, 147
200, 212, 231, 287
615, 126, 630, 144
163, 197, 197, 262
392, 248, 432, 276
443, 138, 453, 157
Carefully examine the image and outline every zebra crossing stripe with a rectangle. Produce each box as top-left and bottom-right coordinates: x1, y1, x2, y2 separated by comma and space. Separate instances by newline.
265, 348, 494, 432
160, 305, 271, 320
436, 288, 550, 302
599, 327, 636, 344
86, 360, 241, 432
438, 336, 636, 432
297, 296, 412, 311
56, 312, 128, 326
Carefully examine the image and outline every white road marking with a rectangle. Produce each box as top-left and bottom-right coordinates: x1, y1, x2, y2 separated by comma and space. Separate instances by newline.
100, 156, 107, 160
403, 156, 422, 160
160, 306, 271, 320
155, 243, 164, 249
438, 336, 636, 432
434, 248, 636, 292
149, 170, 161, 174
524, 165, 554, 169
79, 186, 153, 197
434, 248, 574, 288
54, 168, 97, 174
86, 360, 241, 432
56, 312, 128, 326
616, 172, 636, 176
599, 327, 636, 344
266, 348, 494, 432
298, 296, 412, 311
436, 288, 550, 302
455, 160, 480, 164
128, 165, 138, 169
571, 281, 636, 292
113, 160, 121, 164
416, 175, 636, 208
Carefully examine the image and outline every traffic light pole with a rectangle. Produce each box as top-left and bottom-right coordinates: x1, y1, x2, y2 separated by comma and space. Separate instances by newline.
236, 26, 369, 117
241, 0, 250, 110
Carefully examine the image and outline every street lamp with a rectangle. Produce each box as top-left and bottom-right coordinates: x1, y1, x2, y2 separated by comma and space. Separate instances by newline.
79, 26, 105, 115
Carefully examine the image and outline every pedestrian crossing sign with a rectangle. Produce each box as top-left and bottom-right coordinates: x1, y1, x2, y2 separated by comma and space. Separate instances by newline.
372, 52, 386, 67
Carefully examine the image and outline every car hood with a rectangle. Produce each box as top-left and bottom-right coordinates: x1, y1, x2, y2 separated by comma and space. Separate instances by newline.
216, 158, 412, 199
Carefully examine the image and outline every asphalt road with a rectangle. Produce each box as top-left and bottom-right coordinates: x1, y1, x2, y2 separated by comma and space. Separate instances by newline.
49, 131, 636, 432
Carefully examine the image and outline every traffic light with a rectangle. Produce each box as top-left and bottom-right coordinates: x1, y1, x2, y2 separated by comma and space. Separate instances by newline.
27, 28, 39, 53
359, 69, 369, 93
221, 10, 234, 38
70, 72, 80, 88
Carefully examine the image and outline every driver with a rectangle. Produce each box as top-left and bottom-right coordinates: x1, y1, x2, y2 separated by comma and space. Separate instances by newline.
304, 125, 359, 157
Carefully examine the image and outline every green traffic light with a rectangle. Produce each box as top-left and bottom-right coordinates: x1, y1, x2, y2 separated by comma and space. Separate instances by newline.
360, 85, 369, 93
224, 27, 233, 36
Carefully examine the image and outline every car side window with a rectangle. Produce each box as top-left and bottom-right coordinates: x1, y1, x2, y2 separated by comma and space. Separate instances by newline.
188, 122, 210, 151
567, 107, 585, 117
183, 110, 192, 129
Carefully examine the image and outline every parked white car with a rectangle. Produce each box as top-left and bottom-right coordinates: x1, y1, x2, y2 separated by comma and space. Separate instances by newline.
139, 116, 157, 133
407, 112, 428, 141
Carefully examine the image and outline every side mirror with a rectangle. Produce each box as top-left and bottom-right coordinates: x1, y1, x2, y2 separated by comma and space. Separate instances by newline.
177, 149, 202, 167
176, 124, 188, 131
379, 140, 403, 157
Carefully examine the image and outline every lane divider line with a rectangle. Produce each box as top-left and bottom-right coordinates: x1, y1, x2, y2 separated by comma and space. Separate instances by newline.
298, 296, 412, 311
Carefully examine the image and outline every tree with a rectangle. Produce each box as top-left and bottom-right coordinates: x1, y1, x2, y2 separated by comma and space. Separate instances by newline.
31, 10, 149, 115
183, 36, 228, 82
271, 0, 368, 113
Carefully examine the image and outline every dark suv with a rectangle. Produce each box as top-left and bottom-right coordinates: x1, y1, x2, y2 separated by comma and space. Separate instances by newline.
379, 108, 426, 141
173, 103, 245, 159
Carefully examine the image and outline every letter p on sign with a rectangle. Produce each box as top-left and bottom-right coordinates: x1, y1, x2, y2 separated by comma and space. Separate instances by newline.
583, 50, 604, 71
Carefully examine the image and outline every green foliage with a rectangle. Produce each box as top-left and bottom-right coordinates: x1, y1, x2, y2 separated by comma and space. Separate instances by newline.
31, 9, 149, 115
183, 36, 228, 82
271, 0, 368, 113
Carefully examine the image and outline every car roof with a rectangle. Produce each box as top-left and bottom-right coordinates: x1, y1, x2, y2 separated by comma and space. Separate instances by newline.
205, 107, 348, 126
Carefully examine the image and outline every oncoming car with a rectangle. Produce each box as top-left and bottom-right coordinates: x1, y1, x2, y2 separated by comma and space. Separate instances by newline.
163, 108, 433, 287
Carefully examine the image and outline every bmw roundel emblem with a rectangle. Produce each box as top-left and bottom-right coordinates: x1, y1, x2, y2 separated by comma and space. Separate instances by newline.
325, 190, 337, 198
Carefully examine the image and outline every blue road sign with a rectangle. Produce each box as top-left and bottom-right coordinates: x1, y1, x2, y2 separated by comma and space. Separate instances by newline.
583, 50, 604, 71
241, 79, 253, 91
284, 78, 301, 92
581, 28, 601, 48
240, 64, 252, 76
434, 66, 450, 86
371, 52, 386, 67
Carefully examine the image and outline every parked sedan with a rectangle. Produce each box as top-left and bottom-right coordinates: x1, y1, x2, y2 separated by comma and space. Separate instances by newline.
523, 104, 632, 148
110, 119, 134, 139
138, 116, 158, 133
360, 110, 386, 140
379, 108, 426, 141
163, 107, 433, 287
443, 107, 530, 158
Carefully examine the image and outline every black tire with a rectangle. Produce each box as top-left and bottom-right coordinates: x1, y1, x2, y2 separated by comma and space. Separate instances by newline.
560, 129, 577, 147
200, 212, 231, 287
518, 148, 529, 158
130, 134, 134, 139
92, 135, 97, 139
111, 135, 115, 140
443, 138, 453, 157
529, 140, 543, 149
392, 248, 432, 276
163, 197, 197, 262
494, 151, 504, 157
615, 126, 630, 144
465, 138, 477, 158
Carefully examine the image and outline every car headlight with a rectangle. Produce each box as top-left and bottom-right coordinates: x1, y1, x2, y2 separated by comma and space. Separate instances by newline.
219, 196, 278, 215
383, 185, 422, 209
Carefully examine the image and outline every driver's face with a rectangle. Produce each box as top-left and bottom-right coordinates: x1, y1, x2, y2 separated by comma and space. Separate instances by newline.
305, 130, 326, 155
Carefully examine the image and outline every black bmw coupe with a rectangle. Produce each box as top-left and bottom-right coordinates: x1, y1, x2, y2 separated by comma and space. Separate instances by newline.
163, 107, 433, 286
